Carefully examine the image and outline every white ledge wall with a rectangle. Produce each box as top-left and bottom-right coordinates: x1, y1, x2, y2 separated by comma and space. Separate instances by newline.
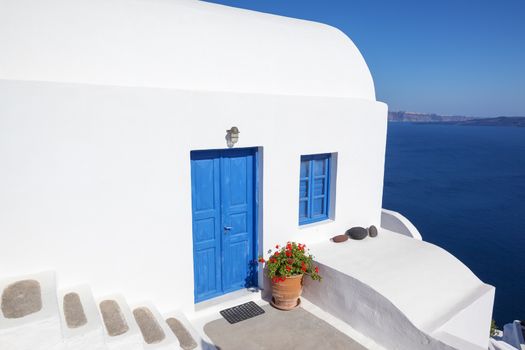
381, 209, 423, 240
303, 231, 495, 350
303, 261, 457, 350
0, 0, 375, 100
0, 79, 387, 312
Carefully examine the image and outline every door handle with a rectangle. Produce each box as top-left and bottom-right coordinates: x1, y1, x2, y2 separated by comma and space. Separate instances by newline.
224, 226, 232, 233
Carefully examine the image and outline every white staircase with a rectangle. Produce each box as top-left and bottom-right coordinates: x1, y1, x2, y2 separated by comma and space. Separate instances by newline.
58, 285, 106, 350
98, 294, 143, 350
0, 272, 204, 350
130, 302, 180, 350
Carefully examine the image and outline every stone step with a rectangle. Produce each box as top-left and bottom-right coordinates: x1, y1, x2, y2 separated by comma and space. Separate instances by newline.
0, 271, 64, 350
130, 302, 180, 349
163, 311, 201, 350
0, 271, 204, 350
97, 294, 142, 350
58, 285, 107, 350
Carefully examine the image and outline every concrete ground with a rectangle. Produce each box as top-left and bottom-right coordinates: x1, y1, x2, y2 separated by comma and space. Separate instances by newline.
203, 305, 367, 350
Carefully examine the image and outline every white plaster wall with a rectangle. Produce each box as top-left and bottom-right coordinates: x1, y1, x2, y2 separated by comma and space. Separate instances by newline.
0, 79, 387, 312
0, 0, 375, 101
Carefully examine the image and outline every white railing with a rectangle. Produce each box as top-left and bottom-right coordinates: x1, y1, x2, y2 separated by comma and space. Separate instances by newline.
490, 337, 520, 350
501, 321, 524, 349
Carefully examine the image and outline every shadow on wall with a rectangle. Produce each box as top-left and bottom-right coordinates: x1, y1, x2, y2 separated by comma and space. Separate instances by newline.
380, 209, 422, 240
245, 260, 258, 289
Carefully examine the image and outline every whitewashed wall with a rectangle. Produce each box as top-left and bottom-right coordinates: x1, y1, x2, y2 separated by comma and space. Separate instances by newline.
0, 80, 387, 311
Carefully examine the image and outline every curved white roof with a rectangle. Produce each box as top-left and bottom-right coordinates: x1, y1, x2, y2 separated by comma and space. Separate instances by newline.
0, 0, 375, 100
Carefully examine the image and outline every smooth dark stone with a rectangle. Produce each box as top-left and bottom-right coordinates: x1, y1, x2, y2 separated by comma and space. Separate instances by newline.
332, 235, 348, 243
368, 225, 378, 238
345, 227, 368, 240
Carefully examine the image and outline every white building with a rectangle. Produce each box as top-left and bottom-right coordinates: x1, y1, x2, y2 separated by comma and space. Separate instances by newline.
0, 0, 495, 349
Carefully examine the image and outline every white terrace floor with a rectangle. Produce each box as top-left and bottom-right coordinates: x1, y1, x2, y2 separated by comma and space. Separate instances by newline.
309, 228, 490, 330
186, 227, 493, 350
185, 289, 386, 350
303, 229, 494, 350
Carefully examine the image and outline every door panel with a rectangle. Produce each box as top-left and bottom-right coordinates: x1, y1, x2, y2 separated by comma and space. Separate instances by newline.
191, 155, 222, 301
191, 149, 256, 303
221, 153, 254, 292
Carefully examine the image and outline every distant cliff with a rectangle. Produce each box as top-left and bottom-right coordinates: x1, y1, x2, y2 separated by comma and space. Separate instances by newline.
453, 116, 525, 127
388, 111, 472, 123
388, 111, 525, 127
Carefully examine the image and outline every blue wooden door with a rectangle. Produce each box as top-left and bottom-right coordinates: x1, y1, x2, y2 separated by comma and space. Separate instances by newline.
190, 149, 256, 302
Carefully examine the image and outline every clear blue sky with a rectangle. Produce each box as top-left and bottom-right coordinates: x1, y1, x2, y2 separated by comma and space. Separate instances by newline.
205, 0, 525, 117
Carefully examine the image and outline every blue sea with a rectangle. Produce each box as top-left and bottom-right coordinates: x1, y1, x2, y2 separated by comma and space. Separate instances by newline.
383, 122, 525, 326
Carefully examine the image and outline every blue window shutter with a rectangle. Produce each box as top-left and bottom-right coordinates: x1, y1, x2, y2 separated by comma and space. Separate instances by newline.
299, 154, 331, 225
299, 158, 310, 220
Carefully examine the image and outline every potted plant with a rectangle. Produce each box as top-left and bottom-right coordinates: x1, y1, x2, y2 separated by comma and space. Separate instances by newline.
258, 242, 321, 310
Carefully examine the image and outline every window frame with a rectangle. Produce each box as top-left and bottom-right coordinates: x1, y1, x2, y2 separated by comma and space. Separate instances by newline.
299, 153, 331, 225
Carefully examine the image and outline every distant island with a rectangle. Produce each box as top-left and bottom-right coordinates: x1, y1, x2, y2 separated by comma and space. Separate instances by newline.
388, 111, 525, 127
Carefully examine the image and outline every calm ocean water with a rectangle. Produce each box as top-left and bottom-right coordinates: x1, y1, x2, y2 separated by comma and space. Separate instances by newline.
383, 122, 525, 326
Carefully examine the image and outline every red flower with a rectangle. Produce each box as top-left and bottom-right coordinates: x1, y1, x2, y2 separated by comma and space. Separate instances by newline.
301, 262, 307, 272
272, 276, 287, 283
266, 242, 319, 282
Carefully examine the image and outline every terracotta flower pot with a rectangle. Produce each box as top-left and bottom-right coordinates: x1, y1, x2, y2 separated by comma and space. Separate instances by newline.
270, 274, 303, 310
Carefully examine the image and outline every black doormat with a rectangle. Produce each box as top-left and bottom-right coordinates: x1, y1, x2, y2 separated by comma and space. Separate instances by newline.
219, 301, 265, 324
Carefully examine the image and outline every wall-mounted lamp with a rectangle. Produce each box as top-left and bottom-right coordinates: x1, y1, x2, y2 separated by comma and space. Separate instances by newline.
226, 127, 240, 148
